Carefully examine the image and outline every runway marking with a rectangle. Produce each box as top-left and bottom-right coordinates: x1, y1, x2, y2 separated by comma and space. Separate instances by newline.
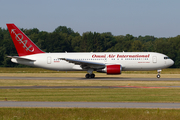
113, 86, 168, 88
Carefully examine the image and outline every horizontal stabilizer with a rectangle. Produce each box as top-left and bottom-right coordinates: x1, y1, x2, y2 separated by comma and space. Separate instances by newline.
7, 56, 36, 62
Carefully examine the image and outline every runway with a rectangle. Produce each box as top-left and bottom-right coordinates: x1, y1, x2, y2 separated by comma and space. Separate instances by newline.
0, 85, 171, 89
0, 76, 180, 89
1, 76, 180, 108
1, 101, 180, 108
0, 76, 180, 81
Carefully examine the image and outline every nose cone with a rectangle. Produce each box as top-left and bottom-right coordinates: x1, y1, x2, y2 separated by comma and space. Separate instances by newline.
170, 59, 174, 66
165, 59, 174, 68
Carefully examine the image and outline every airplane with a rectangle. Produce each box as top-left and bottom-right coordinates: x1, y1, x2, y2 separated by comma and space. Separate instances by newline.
6, 23, 174, 78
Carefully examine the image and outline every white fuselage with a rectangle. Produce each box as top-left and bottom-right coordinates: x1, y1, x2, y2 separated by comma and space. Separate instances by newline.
11, 52, 174, 71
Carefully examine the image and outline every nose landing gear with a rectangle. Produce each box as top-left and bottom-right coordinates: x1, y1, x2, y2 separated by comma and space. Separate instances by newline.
157, 69, 161, 78
157, 74, 160, 78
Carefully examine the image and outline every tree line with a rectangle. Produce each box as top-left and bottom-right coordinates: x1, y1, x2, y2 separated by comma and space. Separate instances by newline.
0, 26, 179, 68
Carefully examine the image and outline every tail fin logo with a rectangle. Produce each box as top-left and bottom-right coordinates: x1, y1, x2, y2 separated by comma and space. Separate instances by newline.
11, 29, 34, 52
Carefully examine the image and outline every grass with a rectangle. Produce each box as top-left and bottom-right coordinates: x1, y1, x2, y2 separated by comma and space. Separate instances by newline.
1, 108, 180, 120
1, 88, 180, 102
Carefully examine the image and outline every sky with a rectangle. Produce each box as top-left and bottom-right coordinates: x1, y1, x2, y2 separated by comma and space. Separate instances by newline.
0, 0, 180, 38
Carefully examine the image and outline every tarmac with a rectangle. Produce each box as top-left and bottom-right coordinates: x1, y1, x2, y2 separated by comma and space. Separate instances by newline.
0, 76, 180, 81
1, 101, 180, 109
1, 76, 180, 108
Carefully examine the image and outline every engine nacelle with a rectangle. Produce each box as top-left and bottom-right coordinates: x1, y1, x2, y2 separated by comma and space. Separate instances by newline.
96, 64, 122, 74
106, 64, 122, 74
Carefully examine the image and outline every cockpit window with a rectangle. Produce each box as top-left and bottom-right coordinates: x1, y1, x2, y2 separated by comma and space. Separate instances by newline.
164, 57, 170, 59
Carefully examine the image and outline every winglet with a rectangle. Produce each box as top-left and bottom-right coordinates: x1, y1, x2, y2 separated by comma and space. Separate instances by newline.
6, 23, 45, 56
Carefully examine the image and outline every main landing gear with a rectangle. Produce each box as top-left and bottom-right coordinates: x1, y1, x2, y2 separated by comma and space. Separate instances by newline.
85, 73, 95, 78
85, 68, 95, 78
157, 69, 161, 78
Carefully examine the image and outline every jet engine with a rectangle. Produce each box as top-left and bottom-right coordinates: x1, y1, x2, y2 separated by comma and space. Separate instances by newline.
97, 64, 122, 74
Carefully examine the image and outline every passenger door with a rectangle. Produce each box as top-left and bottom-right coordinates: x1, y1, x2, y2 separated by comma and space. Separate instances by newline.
47, 56, 51, 64
152, 56, 157, 63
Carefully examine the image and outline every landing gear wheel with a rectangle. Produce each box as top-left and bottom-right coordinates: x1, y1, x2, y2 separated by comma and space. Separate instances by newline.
85, 74, 90, 78
85, 73, 95, 78
90, 74, 95, 78
157, 69, 161, 78
157, 74, 160, 78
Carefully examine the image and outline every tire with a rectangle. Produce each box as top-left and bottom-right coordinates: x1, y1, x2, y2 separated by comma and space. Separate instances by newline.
90, 74, 95, 78
85, 74, 90, 78
157, 74, 160, 78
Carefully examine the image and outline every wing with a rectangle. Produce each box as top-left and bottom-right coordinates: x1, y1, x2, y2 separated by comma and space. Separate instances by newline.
59, 58, 105, 70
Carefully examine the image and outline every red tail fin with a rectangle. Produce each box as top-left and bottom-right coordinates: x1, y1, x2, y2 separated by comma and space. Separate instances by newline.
6, 23, 45, 56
